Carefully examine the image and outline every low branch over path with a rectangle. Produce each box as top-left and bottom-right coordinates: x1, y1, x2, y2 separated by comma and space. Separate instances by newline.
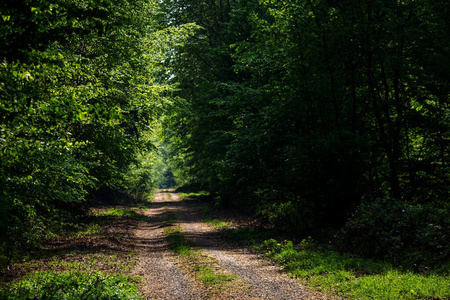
134, 189, 332, 299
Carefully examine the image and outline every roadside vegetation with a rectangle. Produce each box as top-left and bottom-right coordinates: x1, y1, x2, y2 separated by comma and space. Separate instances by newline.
185, 193, 450, 300
256, 239, 450, 300
0, 271, 141, 300
0, 206, 146, 299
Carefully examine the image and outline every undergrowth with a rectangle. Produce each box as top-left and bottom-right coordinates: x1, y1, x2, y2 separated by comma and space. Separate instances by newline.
1, 206, 145, 299
94, 208, 147, 221
0, 271, 141, 299
256, 238, 450, 299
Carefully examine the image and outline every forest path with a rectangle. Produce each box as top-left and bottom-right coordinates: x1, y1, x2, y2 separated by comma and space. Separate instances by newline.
134, 189, 332, 299
132, 190, 202, 299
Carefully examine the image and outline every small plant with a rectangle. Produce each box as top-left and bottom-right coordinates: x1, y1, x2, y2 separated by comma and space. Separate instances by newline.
205, 219, 232, 230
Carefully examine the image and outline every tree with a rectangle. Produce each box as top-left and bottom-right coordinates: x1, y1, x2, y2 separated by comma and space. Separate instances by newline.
0, 0, 194, 260
164, 0, 449, 230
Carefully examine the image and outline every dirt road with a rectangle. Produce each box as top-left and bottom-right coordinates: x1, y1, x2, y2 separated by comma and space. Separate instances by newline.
133, 189, 332, 299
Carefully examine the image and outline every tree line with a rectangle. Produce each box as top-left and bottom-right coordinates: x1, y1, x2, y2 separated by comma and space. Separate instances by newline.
161, 0, 449, 267
0, 0, 195, 262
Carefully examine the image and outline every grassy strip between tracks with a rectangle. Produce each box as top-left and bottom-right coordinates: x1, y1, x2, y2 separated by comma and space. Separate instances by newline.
162, 211, 237, 288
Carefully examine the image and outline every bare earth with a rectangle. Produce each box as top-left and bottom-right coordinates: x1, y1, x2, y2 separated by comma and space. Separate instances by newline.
133, 189, 333, 300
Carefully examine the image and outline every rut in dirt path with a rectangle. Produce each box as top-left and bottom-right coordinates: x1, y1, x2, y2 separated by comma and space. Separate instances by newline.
151, 189, 333, 300
132, 190, 203, 299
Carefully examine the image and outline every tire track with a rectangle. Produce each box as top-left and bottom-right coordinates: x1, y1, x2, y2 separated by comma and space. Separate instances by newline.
132, 190, 203, 299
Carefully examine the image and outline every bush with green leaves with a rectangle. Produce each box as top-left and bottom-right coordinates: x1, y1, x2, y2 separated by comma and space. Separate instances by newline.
255, 193, 313, 233
337, 198, 450, 271
0, 271, 141, 300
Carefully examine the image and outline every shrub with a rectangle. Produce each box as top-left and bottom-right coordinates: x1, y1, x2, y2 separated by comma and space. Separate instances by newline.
337, 198, 450, 272
255, 191, 313, 233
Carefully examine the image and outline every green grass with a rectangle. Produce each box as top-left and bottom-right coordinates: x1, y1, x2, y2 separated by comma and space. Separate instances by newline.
131, 203, 152, 210
179, 191, 210, 201
164, 190, 173, 200
256, 238, 450, 299
163, 226, 195, 257
41, 251, 138, 274
205, 218, 232, 230
68, 207, 147, 239
95, 208, 147, 221
196, 265, 236, 285
74, 222, 104, 236
0, 271, 142, 299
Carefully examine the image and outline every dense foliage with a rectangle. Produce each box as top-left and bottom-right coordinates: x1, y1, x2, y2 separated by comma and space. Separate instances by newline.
0, 0, 195, 261
1, 0, 448, 270
337, 198, 449, 270
161, 0, 449, 264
